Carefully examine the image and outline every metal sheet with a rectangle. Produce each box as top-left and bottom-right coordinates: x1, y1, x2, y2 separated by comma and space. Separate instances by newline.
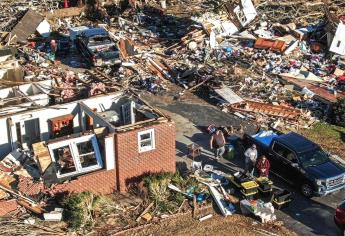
214, 87, 244, 104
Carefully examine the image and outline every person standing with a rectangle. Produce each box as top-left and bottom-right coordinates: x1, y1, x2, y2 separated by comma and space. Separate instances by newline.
210, 129, 226, 160
50, 39, 58, 54
244, 144, 258, 176
256, 156, 270, 177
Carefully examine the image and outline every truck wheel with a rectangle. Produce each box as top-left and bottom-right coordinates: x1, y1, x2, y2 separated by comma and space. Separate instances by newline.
301, 183, 313, 198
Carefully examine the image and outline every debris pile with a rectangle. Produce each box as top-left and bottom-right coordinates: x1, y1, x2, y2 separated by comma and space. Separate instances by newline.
0, 0, 344, 234
1, 0, 345, 130
91, 0, 345, 129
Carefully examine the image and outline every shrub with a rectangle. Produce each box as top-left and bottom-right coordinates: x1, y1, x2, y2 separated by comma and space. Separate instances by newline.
92, 195, 118, 214
143, 171, 199, 213
63, 192, 96, 229
143, 172, 173, 204
333, 98, 345, 127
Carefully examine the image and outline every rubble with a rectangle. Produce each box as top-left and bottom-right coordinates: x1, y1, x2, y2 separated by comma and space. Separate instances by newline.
0, 199, 19, 216
6, 9, 44, 44
43, 208, 63, 221
0, 0, 344, 234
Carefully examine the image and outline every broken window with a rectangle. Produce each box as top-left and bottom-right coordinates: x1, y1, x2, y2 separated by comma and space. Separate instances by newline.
236, 10, 247, 26
48, 134, 103, 178
53, 145, 76, 175
337, 40, 341, 48
138, 129, 155, 153
77, 140, 98, 168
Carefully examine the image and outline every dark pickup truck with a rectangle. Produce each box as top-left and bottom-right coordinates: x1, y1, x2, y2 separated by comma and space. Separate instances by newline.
243, 130, 345, 198
76, 28, 120, 67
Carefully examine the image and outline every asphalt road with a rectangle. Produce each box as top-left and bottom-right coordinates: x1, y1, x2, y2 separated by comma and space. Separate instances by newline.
273, 177, 344, 236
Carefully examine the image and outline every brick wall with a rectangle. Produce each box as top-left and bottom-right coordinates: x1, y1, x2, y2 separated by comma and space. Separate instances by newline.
50, 169, 117, 195
48, 120, 175, 194
115, 121, 176, 192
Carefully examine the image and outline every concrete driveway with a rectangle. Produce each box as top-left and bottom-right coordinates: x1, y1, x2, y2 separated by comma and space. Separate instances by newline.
141, 89, 344, 236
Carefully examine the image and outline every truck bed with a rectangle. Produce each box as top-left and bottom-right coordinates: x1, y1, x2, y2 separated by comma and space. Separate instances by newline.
251, 130, 279, 148
243, 129, 283, 155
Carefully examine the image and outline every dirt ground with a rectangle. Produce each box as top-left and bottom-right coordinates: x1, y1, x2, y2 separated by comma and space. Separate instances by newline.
118, 213, 296, 236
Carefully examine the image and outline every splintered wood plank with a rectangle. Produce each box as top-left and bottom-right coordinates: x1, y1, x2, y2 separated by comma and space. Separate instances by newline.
32, 142, 52, 174
230, 100, 301, 119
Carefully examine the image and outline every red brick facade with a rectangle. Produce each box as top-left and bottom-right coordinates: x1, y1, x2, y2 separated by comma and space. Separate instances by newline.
50, 120, 176, 194
50, 169, 117, 195
115, 121, 176, 192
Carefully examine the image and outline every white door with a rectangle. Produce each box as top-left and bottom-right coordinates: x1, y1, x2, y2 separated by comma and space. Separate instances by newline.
121, 101, 135, 125
22, 118, 41, 149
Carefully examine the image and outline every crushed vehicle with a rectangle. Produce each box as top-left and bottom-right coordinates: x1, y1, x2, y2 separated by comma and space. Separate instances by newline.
56, 38, 71, 56
243, 130, 345, 198
75, 27, 121, 67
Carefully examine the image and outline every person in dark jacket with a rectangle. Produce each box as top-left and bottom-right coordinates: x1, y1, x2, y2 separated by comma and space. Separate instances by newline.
256, 155, 270, 177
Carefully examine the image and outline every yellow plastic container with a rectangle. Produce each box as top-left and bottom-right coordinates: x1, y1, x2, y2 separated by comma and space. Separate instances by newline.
256, 177, 273, 193
241, 181, 259, 189
240, 181, 259, 196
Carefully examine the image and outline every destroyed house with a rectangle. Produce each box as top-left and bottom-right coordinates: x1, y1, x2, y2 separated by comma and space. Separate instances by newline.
6, 9, 44, 44
0, 47, 24, 82
323, 2, 345, 56
0, 80, 52, 115
0, 92, 176, 193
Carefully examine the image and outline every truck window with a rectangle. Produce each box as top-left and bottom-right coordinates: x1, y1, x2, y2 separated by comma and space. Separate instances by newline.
299, 149, 329, 168
272, 142, 297, 163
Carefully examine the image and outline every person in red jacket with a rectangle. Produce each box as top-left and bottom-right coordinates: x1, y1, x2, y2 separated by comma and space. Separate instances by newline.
256, 155, 270, 177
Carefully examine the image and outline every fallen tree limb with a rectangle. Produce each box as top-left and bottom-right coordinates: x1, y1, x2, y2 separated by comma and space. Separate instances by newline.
136, 202, 154, 222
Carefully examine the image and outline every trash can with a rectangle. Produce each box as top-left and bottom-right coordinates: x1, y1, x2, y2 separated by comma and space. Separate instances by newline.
224, 144, 235, 160
227, 135, 241, 146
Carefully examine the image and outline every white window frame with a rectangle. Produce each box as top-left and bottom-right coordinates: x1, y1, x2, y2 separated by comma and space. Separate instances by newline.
138, 129, 155, 153
48, 134, 103, 178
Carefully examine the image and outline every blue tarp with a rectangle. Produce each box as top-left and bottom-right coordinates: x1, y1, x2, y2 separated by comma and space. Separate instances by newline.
252, 130, 278, 148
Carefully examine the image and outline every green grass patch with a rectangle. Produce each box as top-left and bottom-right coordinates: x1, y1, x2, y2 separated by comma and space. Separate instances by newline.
299, 123, 345, 159
302, 123, 345, 141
